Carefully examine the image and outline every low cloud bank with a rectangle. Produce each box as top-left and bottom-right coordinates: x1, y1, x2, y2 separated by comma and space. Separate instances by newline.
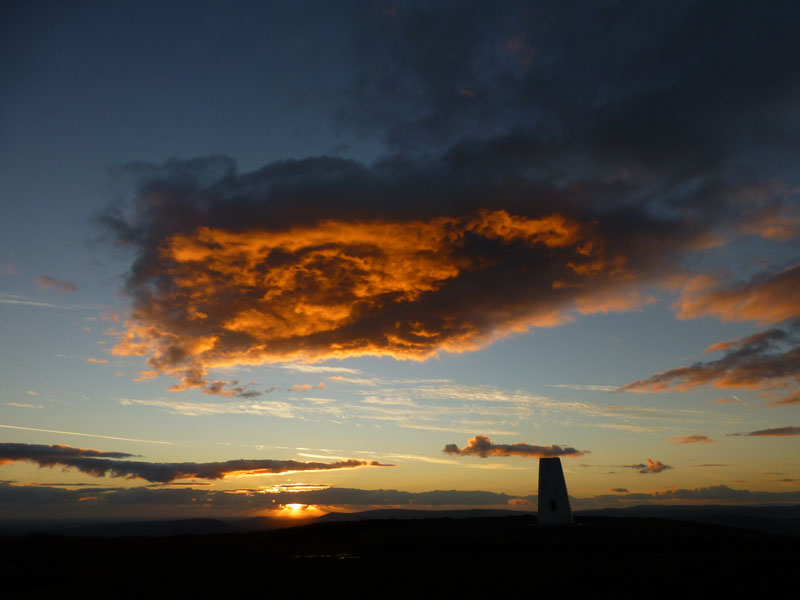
0, 443, 392, 483
2, 482, 800, 520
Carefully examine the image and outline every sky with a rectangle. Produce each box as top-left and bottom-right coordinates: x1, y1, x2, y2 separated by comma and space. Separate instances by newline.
1, 0, 799, 520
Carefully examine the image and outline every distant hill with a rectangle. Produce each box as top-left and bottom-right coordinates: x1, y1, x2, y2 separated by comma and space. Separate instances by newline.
0, 515, 312, 537
318, 508, 529, 522
2, 504, 799, 537
319, 505, 800, 535
575, 504, 800, 536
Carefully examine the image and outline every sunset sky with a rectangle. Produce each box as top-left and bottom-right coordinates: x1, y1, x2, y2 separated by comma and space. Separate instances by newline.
1, 0, 799, 520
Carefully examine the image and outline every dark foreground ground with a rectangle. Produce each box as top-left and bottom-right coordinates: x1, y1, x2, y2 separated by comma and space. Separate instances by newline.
2, 514, 798, 597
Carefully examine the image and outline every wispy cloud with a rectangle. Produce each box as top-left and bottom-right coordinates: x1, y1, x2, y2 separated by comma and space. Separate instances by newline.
668, 435, 714, 444
0, 293, 96, 310
358, 382, 709, 422
117, 397, 298, 419
399, 424, 520, 435
37, 275, 77, 293
548, 384, 619, 392
590, 423, 663, 433
117, 375, 714, 437
279, 364, 363, 375
729, 426, 800, 437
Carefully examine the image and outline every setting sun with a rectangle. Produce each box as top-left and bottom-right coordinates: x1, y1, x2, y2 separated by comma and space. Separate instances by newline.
276, 503, 324, 518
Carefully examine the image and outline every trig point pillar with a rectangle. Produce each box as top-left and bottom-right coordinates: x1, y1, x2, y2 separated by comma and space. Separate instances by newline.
537, 457, 574, 526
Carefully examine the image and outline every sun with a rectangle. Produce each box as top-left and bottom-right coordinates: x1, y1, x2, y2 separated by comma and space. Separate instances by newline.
275, 503, 324, 518
286, 503, 304, 514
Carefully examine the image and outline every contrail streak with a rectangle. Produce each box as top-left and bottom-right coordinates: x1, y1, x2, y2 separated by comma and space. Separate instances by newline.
0, 424, 172, 445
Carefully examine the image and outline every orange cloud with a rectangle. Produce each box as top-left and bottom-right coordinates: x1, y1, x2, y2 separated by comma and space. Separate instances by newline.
764, 392, 800, 406
622, 322, 800, 405
86, 358, 109, 364
110, 209, 640, 389
674, 265, 800, 325
443, 434, 588, 458
668, 435, 714, 444
739, 204, 800, 241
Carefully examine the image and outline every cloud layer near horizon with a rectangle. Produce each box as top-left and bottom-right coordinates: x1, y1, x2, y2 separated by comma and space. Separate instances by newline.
3, 482, 800, 520
443, 435, 587, 458
0, 443, 392, 483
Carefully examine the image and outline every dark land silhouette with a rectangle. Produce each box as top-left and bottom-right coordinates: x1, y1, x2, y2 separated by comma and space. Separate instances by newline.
2, 507, 798, 596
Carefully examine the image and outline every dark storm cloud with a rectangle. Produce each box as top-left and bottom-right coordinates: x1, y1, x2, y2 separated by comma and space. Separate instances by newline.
99, 2, 800, 389
0, 443, 392, 483
344, 1, 800, 169
443, 435, 587, 458
622, 321, 800, 405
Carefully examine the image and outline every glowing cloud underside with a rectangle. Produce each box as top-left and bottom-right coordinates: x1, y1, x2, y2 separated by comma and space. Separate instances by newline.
110, 209, 645, 390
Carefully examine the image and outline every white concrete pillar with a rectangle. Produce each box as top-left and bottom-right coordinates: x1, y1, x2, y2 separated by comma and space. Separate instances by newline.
537, 457, 574, 526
